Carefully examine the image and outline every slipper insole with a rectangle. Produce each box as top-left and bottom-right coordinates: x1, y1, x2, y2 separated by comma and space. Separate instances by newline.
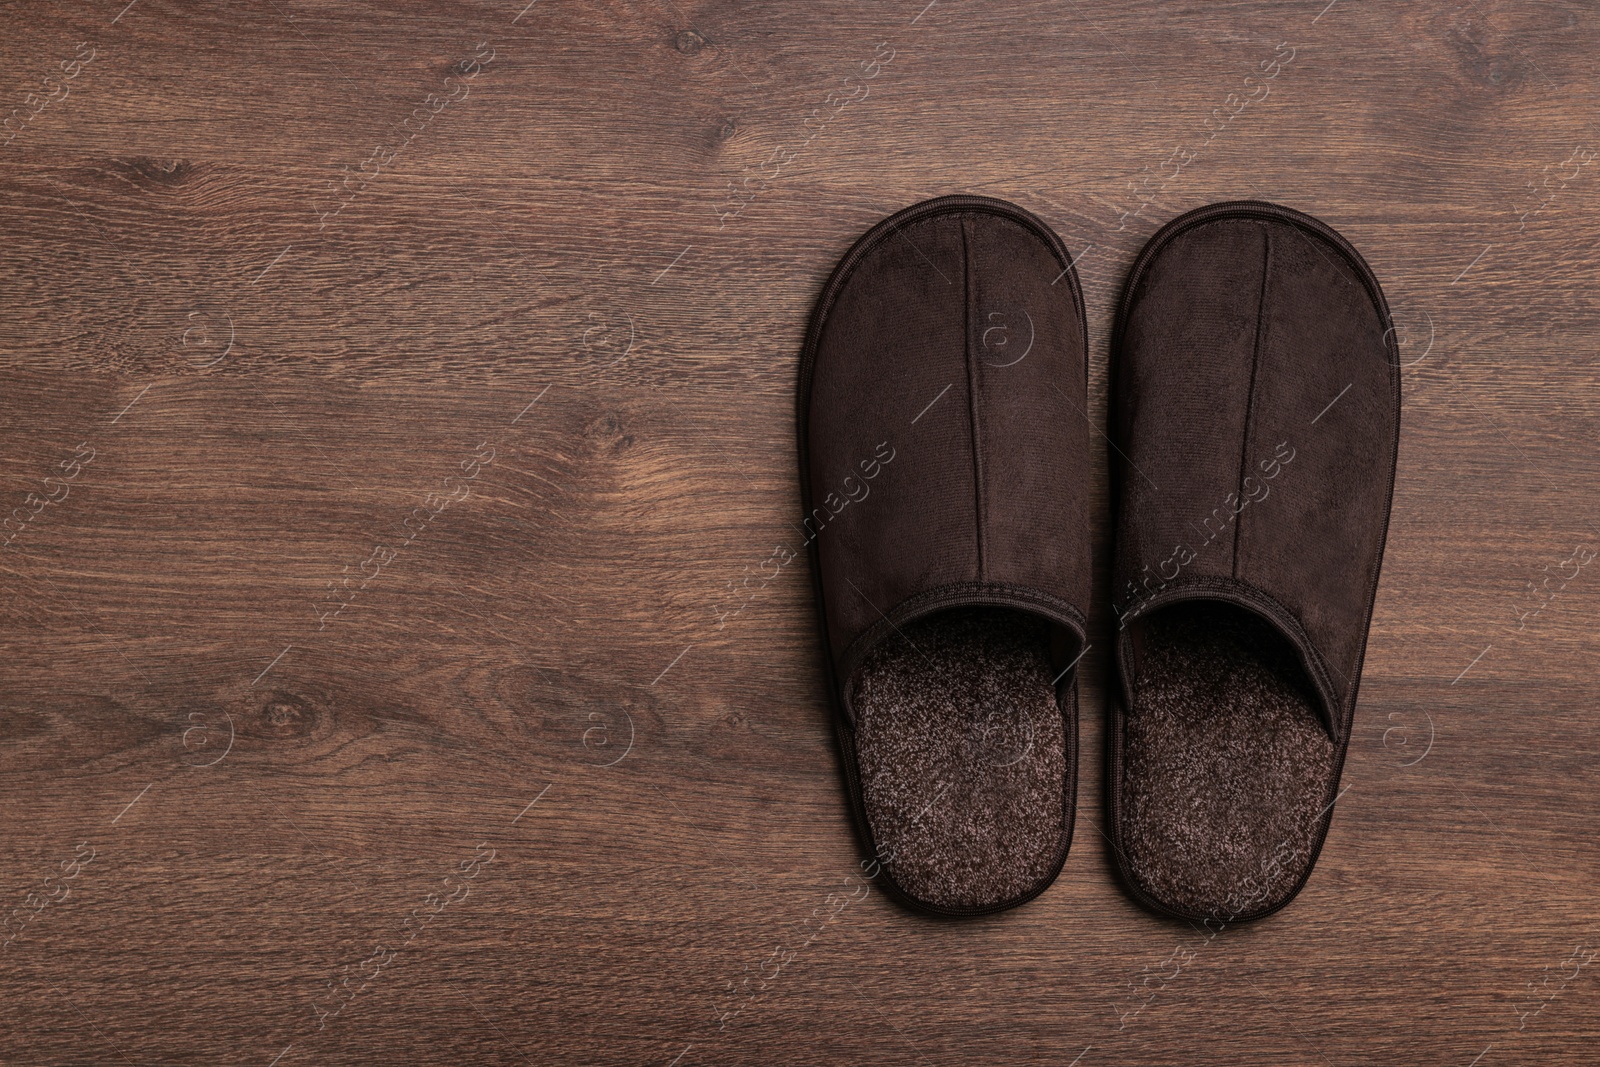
850, 608, 1068, 911
1121, 602, 1335, 918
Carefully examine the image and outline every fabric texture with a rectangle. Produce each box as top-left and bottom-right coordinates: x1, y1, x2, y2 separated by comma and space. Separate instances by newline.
1120, 603, 1334, 916
1108, 201, 1401, 921
852, 608, 1066, 911
798, 195, 1090, 915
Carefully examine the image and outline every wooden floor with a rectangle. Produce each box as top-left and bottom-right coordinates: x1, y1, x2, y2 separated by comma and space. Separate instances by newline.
2, 0, 1598, 1063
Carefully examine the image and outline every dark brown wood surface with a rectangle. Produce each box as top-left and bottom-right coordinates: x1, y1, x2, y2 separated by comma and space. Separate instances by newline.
2, 0, 1598, 1063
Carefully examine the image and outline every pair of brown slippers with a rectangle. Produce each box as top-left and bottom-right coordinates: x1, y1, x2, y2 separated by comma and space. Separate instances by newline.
798, 196, 1399, 921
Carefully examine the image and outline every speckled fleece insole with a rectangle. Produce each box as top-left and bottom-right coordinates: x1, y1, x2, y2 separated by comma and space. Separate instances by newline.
850, 608, 1070, 912
1119, 602, 1335, 919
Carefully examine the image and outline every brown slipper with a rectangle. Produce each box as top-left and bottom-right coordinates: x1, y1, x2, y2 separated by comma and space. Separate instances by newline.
1107, 201, 1401, 922
798, 195, 1090, 916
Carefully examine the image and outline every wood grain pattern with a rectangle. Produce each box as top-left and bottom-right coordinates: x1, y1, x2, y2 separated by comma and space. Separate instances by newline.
2, 0, 1598, 1063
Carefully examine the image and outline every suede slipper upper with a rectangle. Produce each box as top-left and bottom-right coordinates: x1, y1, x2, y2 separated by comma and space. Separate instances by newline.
1107, 201, 1400, 922
798, 195, 1090, 916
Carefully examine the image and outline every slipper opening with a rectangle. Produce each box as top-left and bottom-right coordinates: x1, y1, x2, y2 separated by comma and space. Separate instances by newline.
1120, 600, 1335, 919
848, 607, 1074, 912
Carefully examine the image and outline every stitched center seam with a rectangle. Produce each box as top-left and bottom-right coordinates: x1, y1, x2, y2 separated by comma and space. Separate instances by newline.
1233, 223, 1271, 579
961, 215, 986, 581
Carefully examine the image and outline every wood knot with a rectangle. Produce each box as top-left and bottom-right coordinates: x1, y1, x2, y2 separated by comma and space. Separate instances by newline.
1440, 13, 1530, 94
674, 29, 706, 55
582, 412, 632, 452
123, 157, 194, 186
241, 691, 319, 740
